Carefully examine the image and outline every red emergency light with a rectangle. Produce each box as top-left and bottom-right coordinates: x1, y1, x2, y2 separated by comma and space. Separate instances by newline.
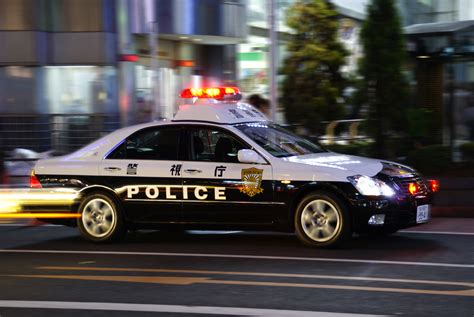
179, 87, 241, 100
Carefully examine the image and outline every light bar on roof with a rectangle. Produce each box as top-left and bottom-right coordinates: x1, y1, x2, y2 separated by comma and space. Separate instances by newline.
179, 87, 242, 101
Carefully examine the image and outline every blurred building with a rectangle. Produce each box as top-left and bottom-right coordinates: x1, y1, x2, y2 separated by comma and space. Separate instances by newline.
399, 0, 474, 144
399, 0, 473, 25
0, 0, 367, 155
0, 0, 121, 154
0, 0, 245, 153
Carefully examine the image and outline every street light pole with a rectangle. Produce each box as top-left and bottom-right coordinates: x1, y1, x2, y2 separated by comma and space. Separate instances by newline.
268, 0, 278, 122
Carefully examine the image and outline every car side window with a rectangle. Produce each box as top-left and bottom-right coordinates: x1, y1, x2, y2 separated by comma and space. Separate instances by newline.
189, 127, 248, 163
107, 127, 181, 160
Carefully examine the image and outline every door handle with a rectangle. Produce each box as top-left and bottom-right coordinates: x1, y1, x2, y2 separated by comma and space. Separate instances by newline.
104, 167, 121, 172
184, 169, 202, 174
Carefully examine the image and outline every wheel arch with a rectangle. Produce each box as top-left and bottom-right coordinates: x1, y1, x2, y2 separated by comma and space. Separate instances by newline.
77, 185, 122, 209
79, 185, 119, 198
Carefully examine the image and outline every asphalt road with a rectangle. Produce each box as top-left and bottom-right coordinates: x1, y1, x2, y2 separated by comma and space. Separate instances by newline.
0, 218, 472, 317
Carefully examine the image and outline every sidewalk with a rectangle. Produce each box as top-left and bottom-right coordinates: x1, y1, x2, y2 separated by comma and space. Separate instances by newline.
431, 177, 474, 218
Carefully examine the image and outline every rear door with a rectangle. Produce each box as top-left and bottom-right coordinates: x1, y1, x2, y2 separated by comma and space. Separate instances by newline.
99, 125, 185, 224
181, 125, 274, 225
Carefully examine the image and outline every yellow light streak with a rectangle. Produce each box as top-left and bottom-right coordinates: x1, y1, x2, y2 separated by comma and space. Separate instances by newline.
0, 188, 80, 216
0, 201, 21, 213
0, 190, 78, 204
0, 213, 80, 219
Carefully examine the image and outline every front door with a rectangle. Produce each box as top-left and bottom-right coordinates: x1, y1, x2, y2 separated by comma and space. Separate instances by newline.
181, 125, 274, 225
99, 125, 184, 223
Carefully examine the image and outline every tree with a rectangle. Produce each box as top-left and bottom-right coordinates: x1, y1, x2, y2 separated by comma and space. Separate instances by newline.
359, 0, 408, 158
281, 0, 348, 134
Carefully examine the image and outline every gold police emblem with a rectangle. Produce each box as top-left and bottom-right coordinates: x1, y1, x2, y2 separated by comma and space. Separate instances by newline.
240, 168, 264, 197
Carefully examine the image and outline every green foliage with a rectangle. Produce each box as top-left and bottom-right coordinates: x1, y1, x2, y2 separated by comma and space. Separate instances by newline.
406, 108, 434, 143
407, 145, 451, 174
460, 142, 474, 161
359, 0, 409, 157
281, 0, 348, 134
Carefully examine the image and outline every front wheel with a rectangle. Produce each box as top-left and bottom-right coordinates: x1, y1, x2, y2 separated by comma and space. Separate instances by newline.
77, 192, 126, 243
294, 192, 351, 248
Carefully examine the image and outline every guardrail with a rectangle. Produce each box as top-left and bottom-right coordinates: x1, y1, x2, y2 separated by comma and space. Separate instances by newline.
0, 113, 120, 155
0, 113, 121, 187
284, 119, 370, 145
319, 119, 369, 145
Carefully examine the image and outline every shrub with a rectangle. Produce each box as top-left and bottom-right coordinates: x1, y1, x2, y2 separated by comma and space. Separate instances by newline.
460, 142, 474, 161
324, 143, 373, 157
407, 145, 451, 174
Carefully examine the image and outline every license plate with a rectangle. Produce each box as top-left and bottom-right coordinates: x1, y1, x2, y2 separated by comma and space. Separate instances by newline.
416, 204, 430, 223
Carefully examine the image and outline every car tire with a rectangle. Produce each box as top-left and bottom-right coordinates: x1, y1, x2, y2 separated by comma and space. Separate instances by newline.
77, 192, 126, 243
294, 192, 351, 248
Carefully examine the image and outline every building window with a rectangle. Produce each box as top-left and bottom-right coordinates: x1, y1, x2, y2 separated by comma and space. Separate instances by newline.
48, 0, 114, 32
44, 66, 117, 114
0, 0, 37, 31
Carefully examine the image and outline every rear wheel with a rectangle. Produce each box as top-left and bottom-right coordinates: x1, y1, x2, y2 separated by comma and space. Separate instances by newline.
294, 192, 351, 248
77, 192, 126, 243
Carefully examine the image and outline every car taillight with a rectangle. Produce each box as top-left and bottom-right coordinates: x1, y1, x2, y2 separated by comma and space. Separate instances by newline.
428, 179, 439, 192
30, 170, 42, 188
408, 182, 419, 195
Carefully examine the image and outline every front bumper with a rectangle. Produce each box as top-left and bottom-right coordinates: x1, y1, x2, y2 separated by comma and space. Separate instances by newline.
350, 193, 433, 233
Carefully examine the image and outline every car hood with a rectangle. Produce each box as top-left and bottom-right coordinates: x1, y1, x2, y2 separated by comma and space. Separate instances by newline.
279, 152, 384, 181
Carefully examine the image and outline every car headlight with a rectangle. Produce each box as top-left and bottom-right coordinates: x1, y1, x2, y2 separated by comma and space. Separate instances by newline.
347, 175, 395, 197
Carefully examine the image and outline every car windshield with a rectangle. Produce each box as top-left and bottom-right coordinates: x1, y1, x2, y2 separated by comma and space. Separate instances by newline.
234, 123, 326, 158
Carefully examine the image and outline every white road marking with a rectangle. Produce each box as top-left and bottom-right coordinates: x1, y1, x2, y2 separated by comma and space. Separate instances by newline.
0, 249, 472, 268
0, 300, 384, 316
399, 230, 474, 236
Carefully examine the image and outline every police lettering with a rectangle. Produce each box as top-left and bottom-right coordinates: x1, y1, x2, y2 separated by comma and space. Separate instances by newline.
145, 186, 159, 198
194, 186, 208, 200
126, 185, 226, 201
127, 186, 139, 198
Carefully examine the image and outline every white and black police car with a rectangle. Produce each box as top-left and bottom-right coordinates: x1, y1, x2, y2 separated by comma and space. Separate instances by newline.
30, 87, 438, 247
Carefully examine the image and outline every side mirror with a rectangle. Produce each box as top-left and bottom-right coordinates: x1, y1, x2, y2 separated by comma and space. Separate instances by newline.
238, 149, 266, 164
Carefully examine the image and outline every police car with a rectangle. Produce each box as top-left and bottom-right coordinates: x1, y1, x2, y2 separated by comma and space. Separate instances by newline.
31, 87, 437, 247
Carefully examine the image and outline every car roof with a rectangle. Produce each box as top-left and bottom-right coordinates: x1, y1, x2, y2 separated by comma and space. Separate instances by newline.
57, 101, 268, 161
172, 100, 268, 124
